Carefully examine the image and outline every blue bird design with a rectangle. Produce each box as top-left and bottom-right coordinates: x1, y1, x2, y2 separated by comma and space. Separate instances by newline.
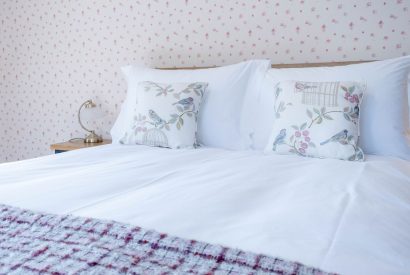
272, 129, 286, 151
320, 129, 348, 146
188, 82, 206, 90
351, 105, 360, 119
148, 109, 166, 127
173, 97, 194, 110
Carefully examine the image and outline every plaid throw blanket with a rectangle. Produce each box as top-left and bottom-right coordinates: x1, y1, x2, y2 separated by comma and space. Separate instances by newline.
0, 204, 335, 274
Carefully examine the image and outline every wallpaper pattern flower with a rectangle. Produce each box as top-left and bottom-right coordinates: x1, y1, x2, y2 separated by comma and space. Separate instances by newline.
0, 0, 409, 161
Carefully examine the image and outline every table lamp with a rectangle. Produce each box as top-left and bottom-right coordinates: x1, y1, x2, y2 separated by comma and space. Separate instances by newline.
78, 99, 104, 143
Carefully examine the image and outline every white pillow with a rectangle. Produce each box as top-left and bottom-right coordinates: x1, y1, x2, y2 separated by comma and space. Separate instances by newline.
241, 55, 410, 160
111, 60, 271, 150
265, 81, 365, 161
119, 81, 207, 149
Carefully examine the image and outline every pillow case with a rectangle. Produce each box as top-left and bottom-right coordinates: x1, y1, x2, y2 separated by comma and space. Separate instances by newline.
241, 55, 410, 160
111, 60, 271, 150
119, 81, 207, 149
264, 81, 365, 161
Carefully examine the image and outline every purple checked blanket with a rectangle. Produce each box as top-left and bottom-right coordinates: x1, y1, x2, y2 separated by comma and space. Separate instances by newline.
0, 204, 335, 275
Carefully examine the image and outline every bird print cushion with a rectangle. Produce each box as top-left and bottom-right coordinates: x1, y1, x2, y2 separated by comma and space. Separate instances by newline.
264, 81, 365, 161
119, 81, 208, 149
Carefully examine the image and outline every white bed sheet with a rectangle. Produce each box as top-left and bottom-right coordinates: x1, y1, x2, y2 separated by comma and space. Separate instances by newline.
0, 145, 409, 275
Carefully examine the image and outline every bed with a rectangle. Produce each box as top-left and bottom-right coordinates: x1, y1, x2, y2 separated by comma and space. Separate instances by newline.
1, 58, 410, 275
0, 144, 409, 274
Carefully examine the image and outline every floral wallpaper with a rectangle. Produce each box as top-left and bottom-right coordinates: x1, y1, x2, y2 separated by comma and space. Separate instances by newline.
0, 0, 409, 162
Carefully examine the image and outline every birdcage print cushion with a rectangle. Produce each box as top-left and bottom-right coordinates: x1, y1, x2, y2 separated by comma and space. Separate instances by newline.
119, 81, 208, 149
264, 81, 365, 161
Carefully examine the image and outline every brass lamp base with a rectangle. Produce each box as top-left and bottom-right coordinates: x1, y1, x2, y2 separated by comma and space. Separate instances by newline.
84, 132, 103, 143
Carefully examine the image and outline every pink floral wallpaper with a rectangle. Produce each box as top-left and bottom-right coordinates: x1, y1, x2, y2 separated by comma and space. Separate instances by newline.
0, 0, 409, 162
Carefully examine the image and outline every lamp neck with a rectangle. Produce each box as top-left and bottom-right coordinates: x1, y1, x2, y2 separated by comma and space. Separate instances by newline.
78, 100, 93, 133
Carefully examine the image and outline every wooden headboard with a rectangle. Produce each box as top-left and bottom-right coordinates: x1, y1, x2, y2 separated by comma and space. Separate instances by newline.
269, 60, 372, 68
159, 60, 372, 70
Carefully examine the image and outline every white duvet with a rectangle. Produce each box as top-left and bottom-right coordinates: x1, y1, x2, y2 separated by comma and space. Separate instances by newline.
0, 145, 409, 275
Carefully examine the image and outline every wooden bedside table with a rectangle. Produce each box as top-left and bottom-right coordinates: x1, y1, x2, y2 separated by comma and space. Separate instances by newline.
50, 139, 112, 154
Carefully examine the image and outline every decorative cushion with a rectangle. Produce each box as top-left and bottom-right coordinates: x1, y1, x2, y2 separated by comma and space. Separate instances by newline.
264, 81, 365, 161
119, 81, 208, 149
111, 60, 271, 150
241, 55, 410, 160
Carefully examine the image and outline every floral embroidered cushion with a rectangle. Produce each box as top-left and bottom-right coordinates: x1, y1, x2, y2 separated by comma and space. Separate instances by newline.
119, 81, 208, 149
264, 81, 365, 161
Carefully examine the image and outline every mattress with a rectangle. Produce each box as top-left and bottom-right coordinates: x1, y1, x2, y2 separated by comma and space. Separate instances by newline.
0, 144, 409, 275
